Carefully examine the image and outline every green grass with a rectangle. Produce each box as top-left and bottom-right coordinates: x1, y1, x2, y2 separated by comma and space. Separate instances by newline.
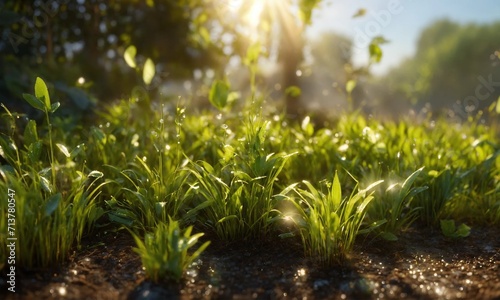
279, 172, 383, 265
0, 138, 106, 268
366, 167, 427, 241
0, 77, 499, 281
130, 218, 210, 282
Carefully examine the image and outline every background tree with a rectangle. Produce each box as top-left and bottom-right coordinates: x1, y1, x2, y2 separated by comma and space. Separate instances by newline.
371, 19, 500, 119
299, 32, 355, 112
0, 0, 223, 102
1, 0, 328, 118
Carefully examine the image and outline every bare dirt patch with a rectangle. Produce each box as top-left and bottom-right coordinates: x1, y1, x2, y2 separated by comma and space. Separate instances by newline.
1, 226, 499, 299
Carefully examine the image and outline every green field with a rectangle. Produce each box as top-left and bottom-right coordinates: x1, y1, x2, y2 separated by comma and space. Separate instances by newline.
1, 78, 498, 285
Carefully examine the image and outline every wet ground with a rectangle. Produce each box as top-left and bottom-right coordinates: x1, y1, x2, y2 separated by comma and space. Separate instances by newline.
1, 226, 499, 300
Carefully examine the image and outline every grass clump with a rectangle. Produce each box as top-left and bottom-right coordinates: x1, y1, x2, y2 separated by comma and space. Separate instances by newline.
367, 167, 427, 241
0, 78, 106, 268
186, 113, 297, 241
280, 172, 383, 266
131, 218, 210, 282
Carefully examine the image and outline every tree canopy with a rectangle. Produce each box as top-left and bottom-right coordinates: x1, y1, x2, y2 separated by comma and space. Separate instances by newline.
372, 19, 500, 119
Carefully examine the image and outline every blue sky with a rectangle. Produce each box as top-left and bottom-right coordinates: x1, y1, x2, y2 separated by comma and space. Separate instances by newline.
306, 0, 500, 74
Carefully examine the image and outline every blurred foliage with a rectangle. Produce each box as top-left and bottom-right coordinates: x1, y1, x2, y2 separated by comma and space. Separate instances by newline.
0, 0, 223, 105
371, 19, 500, 119
301, 31, 382, 115
0, 0, 328, 121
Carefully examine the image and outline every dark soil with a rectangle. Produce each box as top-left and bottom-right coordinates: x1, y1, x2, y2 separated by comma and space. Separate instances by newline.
1, 226, 499, 300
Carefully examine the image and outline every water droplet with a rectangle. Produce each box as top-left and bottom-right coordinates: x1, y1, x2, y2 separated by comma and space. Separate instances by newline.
58, 286, 67, 296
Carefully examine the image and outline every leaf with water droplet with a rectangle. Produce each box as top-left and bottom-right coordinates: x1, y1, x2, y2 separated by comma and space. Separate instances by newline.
88, 170, 104, 178
40, 175, 52, 193
56, 143, 71, 158
70, 143, 85, 158
50, 102, 60, 113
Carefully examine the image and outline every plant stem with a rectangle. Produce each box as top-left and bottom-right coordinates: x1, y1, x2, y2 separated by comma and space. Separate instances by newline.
46, 110, 56, 188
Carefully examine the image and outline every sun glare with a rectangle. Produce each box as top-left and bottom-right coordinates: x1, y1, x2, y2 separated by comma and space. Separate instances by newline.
247, 0, 266, 29
223, 0, 293, 41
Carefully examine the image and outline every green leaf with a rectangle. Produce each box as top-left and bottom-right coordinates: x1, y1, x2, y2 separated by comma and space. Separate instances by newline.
372, 36, 390, 45
401, 167, 424, 194
70, 143, 85, 158
209, 80, 230, 110
298, 0, 321, 25
369, 43, 383, 63
35, 77, 51, 110
331, 172, 342, 208
91, 127, 107, 144
143, 58, 155, 85
50, 102, 60, 113
45, 193, 62, 217
496, 96, 500, 114
198, 27, 211, 45
40, 176, 52, 193
440, 219, 456, 237
218, 215, 238, 223
279, 232, 295, 238
27, 141, 42, 164
245, 42, 261, 65
455, 223, 471, 238
24, 120, 39, 147
285, 86, 302, 98
124, 45, 137, 68
108, 211, 134, 227
88, 170, 104, 178
56, 143, 70, 158
441, 219, 471, 238
301, 116, 314, 136
380, 231, 398, 241
22, 93, 45, 112
346, 80, 357, 94
352, 8, 366, 18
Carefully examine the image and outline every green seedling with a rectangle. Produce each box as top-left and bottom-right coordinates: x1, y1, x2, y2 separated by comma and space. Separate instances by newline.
22, 77, 60, 187
280, 172, 383, 266
440, 219, 471, 238
131, 218, 210, 282
368, 167, 427, 241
